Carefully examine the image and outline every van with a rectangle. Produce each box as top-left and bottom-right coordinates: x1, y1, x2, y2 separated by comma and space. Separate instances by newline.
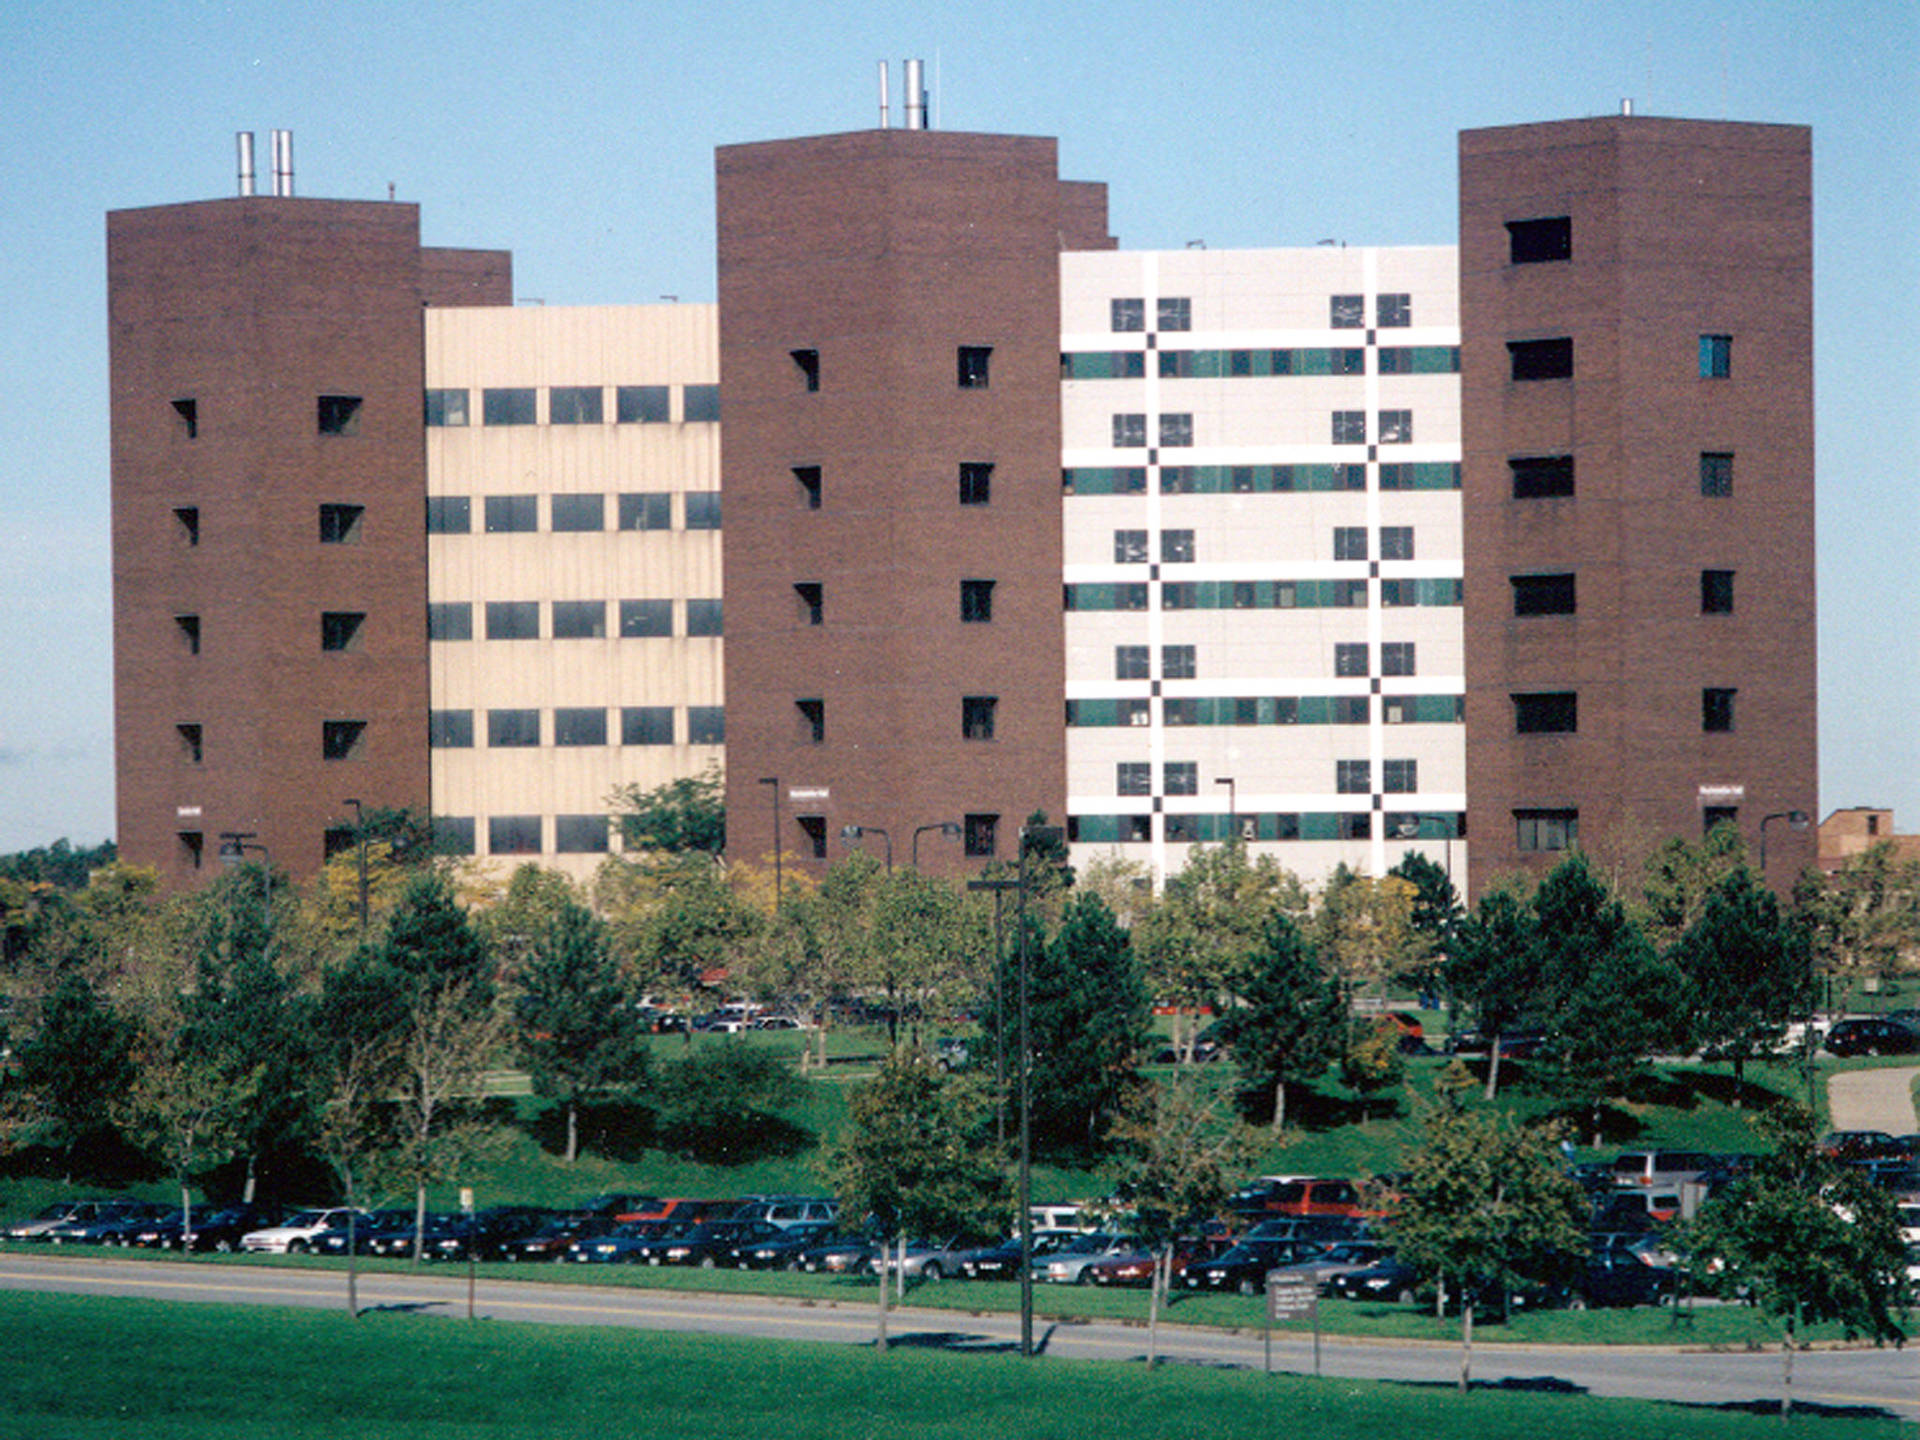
1610, 1151, 1712, 1189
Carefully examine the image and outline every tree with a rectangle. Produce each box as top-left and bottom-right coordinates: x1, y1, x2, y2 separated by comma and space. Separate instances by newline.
516, 898, 648, 1163
313, 1029, 393, 1317
1682, 1104, 1908, 1415
376, 870, 492, 1005
1794, 841, 1920, 992
1220, 911, 1344, 1134
612, 763, 724, 854
1639, 822, 1752, 951
1443, 885, 1539, 1099
1387, 1094, 1589, 1391
600, 851, 759, 998
1340, 1015, 1407, 1123
1669, 866, 1814, 1104
652, 1042, 804, 1164
14, 974, 136, 1176
1309, 865, 1423, 1006
1387, 851, 1459, 997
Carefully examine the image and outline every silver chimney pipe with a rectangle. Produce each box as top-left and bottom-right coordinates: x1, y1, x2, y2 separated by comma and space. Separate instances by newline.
877, 60, 891, 128
1621, 98, 1634, 116
271, 129, 294, 197
236, 132, 256, 196
904, 58, 926, 130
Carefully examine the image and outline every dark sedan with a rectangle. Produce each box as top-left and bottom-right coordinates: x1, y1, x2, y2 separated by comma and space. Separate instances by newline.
727, 1221, 834, 1270
1329, 1257, 1424, 1303
1182, 1238, 1315, 1295
1825, 1020, 1920, 1058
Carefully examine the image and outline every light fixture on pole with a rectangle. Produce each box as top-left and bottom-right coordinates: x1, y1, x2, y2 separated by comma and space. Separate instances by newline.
1215, 776, 1237, 844
758, 777, 782, 910
1760, 809, 1811, 876
911, 821, 961, 869
839, 823, 893, 873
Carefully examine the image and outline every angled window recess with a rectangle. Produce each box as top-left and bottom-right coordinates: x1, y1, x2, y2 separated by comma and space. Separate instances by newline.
317, 395, 363, 435
176, 723, 203, 764
174, 614, 201, 655
957, 346, 992, 389
321, 719, 367, 761
959, 462, 992, 506
173, 506, 200, 546
320, 611, 365, 652
171, 398, 198, 438
794, 582, 823, 626
793, 465, 822, 510
796, 698, 825, 744
791, 349, 820, 391
318, 503, 363, 544
1506, 216, 1571, 264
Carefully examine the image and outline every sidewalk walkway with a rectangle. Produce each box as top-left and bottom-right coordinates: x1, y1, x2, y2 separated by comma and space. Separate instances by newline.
1826, 1065, 1920, 1134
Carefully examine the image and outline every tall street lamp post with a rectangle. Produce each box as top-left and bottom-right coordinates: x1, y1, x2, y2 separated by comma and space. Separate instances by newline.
1760, 809, 1811, 879
911, 821, 961, 870
758, 777, 781, 910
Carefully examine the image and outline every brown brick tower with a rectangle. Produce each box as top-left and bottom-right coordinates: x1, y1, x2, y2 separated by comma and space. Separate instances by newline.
1459, 115, 1815, 893
715, 127, 1113, 875
110, 177, 509, 885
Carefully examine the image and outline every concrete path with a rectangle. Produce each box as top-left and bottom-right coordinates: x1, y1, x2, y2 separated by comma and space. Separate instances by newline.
1826, 1065, 1920, 1134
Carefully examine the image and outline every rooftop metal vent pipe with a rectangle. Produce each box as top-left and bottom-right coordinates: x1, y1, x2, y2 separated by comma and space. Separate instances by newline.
877, 60, 891, 128
904, 58, 927, 130
271, 129, 294, 197
236, 132, 256, 196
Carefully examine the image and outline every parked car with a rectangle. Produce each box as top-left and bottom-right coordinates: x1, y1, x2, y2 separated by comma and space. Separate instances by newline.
310, 1210, 415, 1257
1819, 1130, 1901, 1162
242, 1207, 364, 1254
1182, 1237, 1317, 1295
45, 1200, 170, 1246
568, 1219, 681, 1264
1568, 1249, 1680, 1308
1231, 1177, 1367, 1220
11, 1199, 142, 1243
428, 1207, 557, 1262
168, 1205, 280, 1253
794, 1227, 882, 1275
727, 1220, 835, 1270
958, 1232, 1071, 1281
726, 1196, 838, 1230
504, 1214, 614, 1262
876, 1235, 994, 1282
1034, 1232, 1134, 1284
1263, 1240, 1394, 1296
1824, 1020, 1920, 1058
1610, 1150, 1713, 1190
1329, 1257, 1424, 1304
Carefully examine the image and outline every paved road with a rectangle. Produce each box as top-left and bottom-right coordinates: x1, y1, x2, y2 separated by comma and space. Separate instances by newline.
1828, 1065, 1920, 1134
0, 1254, 1914, 1422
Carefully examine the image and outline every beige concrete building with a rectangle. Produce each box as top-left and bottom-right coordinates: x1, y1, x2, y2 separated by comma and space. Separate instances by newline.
423, 304, 724, 881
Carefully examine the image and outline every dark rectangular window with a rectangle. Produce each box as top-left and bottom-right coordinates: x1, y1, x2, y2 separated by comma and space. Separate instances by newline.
486, 601, 540, 640
552, 600, 606, 639
174, 614, 200, 656
784, 466, 820, 509
1699, 335, 1733, 379
1378, 410, 1413, 444
433, 816, 476, 855
426, 496, 470, 534
959, 462, 992, 506
321, 719, 366, 761
176, 723, 203, 765
482, 388, 537, 426
489, 816, 543, 855
1159, 413, 1194, 447
1699, 452, 1734, 497
1516, 808, 1578, 852
618, 600, 672, 637
795, 582, 823, 626
1160, 530, 1194, 564
1157, 297, 1192, 331
1380, 526, 1414, 561
962, 695, 997, 741
686, 599, 723, 637
1509, 338, 1573, 381
683, 384, 721, 422
964, 813, 998, 858
960, 579, 995, 623
1331, 411, 1366, 445
555, 815, 610, 854
1115, 645, 1149, 680
1114, 530, 1149, 564
1117, 762, 1151, 797
1113, 413, 1147, 448
1511, 573, 1576, 616
1162, 583, 1197, 610
687, 707, 725, 744
616, 385, 670, 423
1703, 806, 1739, 835
1703, 687, 1736, 733
622, 706, 674, 745
554, 707, 608, 746
427, 602, 472, 641
795, 698, 825, 744
1336, 759, 1371, 794
684, 493, 721, 530
172, 398, 198, 438
1111, 298, 1144, 332
1161, 644, 1196, 679
1514, 692, 1577, 733
1335, 643, 1369, 677
488, 709, 540, 747
1333, 697, 1370, 724
549, 386, 603, 424
1334, 527, 1368, 561
1330, 295, 1365, 328
1164, 761, 1198, 796
1702, 570, 1735, 614
957, 346, 992, 389
484, 495, 538, 533
1507, 216, 1571, 264
791, 349, 820, 391
424, 388, 469, 427
320, 611, 365, 652
318, 504, 364, 544
794, 814, 827, 859
1511, 455, 1575, 499
174, 506, 200, 546
428, 710, 473, 748
1377, 293, 1411, 327
618, 492, 672, 530
550, 493, 604, 532
1381, 642, 1415, 677
317, 395, 362, 435
1382, 759, 1417, 794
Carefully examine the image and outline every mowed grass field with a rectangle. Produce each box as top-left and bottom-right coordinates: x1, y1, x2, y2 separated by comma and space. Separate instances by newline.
0, 1291, 1910, 1440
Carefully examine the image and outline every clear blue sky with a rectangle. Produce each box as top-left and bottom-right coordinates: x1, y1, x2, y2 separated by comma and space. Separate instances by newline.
1, 0, 1913, 855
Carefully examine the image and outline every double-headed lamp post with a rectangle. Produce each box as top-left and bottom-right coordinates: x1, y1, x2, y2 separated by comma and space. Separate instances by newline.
1760, 809, 1811, 877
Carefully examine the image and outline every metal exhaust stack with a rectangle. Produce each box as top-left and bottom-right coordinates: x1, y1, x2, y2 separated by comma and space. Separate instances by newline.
904, 58, 926, 130
271, 129, 294, 197
236, 132, 256, 196
877, 60, 891, 128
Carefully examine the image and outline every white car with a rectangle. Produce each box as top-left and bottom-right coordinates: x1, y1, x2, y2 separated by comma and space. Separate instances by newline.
240, 1207, 361, 1253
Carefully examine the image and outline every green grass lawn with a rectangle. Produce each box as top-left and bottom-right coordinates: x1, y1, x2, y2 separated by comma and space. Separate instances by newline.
0, 1290, 1908, 1440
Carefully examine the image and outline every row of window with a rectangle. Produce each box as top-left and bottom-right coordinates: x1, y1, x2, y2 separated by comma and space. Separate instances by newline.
1107, 294, 1416, 334
424, 385, 720, 428
789, 696, 1000, 745
1504, 335, 1733, 383
1066, 694, 1464, 727
781, 582, 1002, 628
428, 599, 721, 641
1063, 463, 1459, 496
787, 462, 993, 511
1112, 759, 1420, 798
1065, 578, 1462, 611
1510, 689, 1739, 734
1069, 809, 1463, 846
174, 720, 369, 765
1062, 346, 1458, 381
1111, 642, 1418, 681
1509, 570, 1736, 618
426, 492, 720, 535
783, 346, 994, 394
1510, 805, 1738, 853
430, 706, 724, 748
1109, 410, 1416, 449
1108, 526, 1415, 565
167, 395, 366, 440
1510, 452, 1738, 500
